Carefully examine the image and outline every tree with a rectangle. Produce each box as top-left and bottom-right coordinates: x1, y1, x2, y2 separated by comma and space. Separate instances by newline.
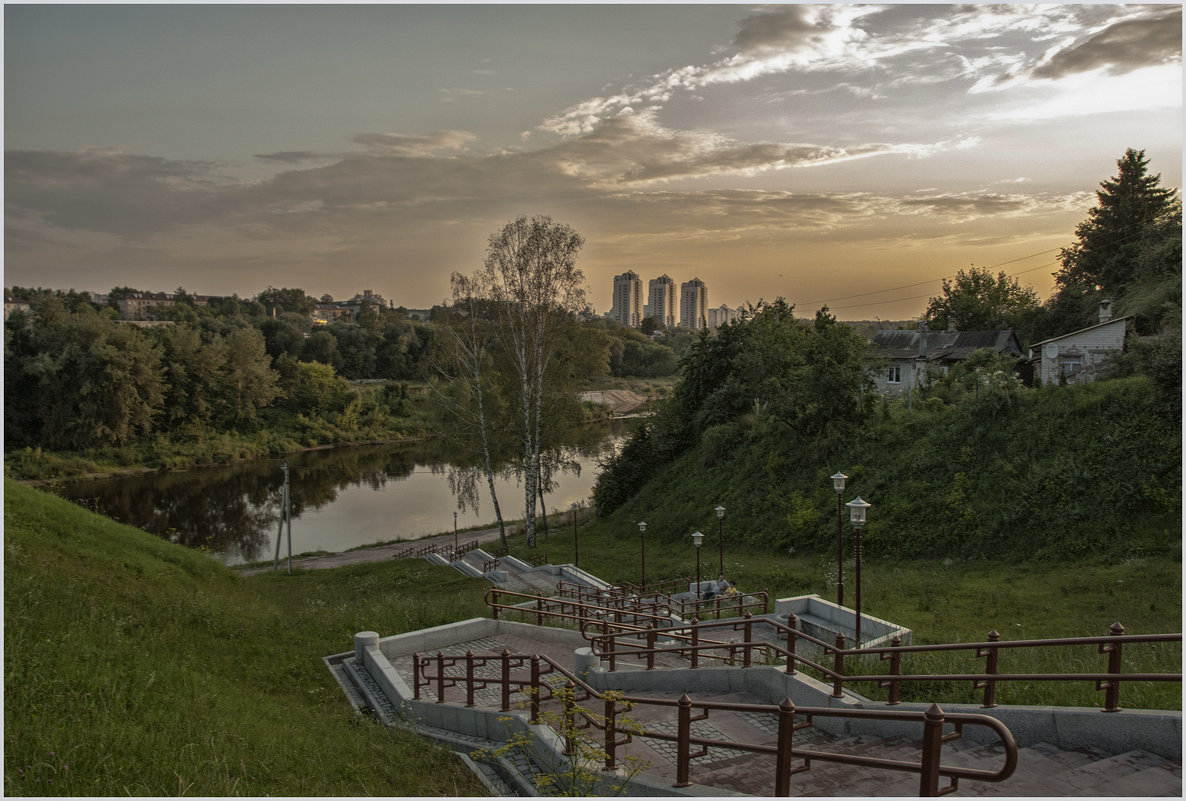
924, 267, 1041, 339
219, 327, 280, 428
477, 215, 587, 548
255, 286, 316, 316
429, 273, 514, 548
1055, 148, 1178, 296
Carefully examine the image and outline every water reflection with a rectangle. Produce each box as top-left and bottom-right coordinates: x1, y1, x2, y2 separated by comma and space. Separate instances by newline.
59, 418, 637, 565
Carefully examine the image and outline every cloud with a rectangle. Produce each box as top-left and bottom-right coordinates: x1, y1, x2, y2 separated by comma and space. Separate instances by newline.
1029, 8, 1182, 81
351, 130, 476, 156
5, 149, 221, 239
254, 151, 326, 164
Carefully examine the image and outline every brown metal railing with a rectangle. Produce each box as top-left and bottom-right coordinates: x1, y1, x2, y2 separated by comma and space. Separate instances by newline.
486, 588, 676, 630
410, 649, 1018, 796
482, 557, 501, 573
618, 576, 692, 597
582, 613, 1181, 712
527, 553, 548, 568
672, 590, 770, 620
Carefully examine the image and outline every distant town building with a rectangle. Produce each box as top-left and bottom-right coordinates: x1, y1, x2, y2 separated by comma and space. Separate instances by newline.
115, 291, 209, 320
4, 297, 32, 320
707, 304, 739, 330
611, 270, 642, 328
647, 274, 677, 329
680, 278, 708, 330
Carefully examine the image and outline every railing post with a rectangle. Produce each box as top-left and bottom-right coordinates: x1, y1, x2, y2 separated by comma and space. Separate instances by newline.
785, 614, 798, 675
436, 651, 446, 704
1100, 621, 1125, 712
774, 698, 795, 797
886, 635, 902, 705
501, 649, 512, 712
646, 624, 657, 670
832, 633, 846, 699
530, 655, 541, 723
742, 612, 753, 667
490, 590, 500, 621
536, 597, 543, 627
691, 618, 700, 669
607, 629, 617, 672
918, 702, 945, 796
465, 651, 476, 707
412, 652, 421, 700
603, 696, 618, 771
978, 630, 1001, 708
674, 693, 693, 787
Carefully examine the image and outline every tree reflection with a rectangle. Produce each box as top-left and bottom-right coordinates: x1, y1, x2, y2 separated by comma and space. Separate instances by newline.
57, 419, 634, 562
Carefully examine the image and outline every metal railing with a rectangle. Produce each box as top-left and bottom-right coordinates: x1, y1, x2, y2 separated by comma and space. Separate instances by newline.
618, 577, 692, 597
482, 557, 501, 573
671, 589, 770, 620
487, 588, 677, 630
583, 613, 1181, 712
410, 648, 1018, 796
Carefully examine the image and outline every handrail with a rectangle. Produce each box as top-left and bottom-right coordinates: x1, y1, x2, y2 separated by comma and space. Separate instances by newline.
409, 648, 1018, 796
584, 613, 1181, 711
486, 588, 678, 630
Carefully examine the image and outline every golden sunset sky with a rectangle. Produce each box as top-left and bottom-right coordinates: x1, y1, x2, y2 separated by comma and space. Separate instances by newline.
5, 3, 1182, 319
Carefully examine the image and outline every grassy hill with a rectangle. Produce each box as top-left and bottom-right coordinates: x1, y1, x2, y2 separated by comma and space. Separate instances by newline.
3, 478, 489, 796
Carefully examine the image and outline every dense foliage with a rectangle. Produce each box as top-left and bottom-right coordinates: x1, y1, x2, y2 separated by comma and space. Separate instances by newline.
594, 301, 878, 515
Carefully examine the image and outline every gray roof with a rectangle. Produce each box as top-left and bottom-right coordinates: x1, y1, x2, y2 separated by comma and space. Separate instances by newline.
872, 329, 1023, 362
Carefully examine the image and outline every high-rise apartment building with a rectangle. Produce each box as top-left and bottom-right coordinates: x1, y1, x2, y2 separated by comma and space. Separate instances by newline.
646, 274, 676, 329
680, 278, 708, 330
707, 304, 739, 330
611, 270, 642, 328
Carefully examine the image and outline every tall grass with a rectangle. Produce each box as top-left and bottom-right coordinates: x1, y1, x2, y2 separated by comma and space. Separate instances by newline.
4, 479, 488, 797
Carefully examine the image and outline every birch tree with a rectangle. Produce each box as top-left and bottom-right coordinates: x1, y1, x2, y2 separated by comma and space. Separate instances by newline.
478, 215, 587, 548
429, 272, 511, 548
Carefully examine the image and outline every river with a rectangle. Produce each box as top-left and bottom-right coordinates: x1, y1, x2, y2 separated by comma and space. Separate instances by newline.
58, 418, 638, 565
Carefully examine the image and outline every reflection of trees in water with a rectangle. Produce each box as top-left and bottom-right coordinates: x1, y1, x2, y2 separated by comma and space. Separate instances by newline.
59, 418, 636, 560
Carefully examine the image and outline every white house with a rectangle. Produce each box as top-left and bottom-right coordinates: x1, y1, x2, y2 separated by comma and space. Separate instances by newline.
1029, 301, 1130, 386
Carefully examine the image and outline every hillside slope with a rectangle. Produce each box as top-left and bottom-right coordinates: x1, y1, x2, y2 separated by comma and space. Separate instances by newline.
598, 376, 1180, 562
3, 479, 489, 796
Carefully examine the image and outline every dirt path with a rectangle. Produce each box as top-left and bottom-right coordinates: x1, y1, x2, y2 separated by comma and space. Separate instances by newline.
235, 525, 509, 576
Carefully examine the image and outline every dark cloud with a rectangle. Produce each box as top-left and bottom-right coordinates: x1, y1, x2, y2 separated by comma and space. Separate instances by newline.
254, 151, 325, 163
5, 149, 219, 239
1031, 9, 1182, 80
731, 5, 819, 53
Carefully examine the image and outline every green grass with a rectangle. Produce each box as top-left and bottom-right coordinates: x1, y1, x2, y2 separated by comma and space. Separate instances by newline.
512, 510, 1182, 711
7, 475, 1180, 796
4, 478, 489, 797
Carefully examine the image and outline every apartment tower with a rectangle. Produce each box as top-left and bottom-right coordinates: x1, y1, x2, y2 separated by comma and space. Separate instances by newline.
611, 270, 642, 328
647, 274, 677, 329
680, 278, 708, 330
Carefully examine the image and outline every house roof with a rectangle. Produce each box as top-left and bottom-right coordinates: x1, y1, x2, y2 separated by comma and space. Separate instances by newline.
872, 329, 1022, 362
1028, 316, 1132, 349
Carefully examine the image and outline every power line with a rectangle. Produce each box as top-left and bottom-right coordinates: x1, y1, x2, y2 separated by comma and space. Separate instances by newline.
796, 245, 1066, 308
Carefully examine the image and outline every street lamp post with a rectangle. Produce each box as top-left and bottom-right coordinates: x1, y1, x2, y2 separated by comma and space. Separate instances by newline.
638, 521, 647, 590
830, 472, 847, 608
454, 511, 458, 554
715, 505, 725, 575
692, 531, 704, 602
846, 496, 871, 647
571, 503, 580, 567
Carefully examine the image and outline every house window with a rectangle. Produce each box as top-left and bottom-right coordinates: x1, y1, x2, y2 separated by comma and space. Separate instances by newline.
1060, 356, 1082, 376
888, 366, 902, 384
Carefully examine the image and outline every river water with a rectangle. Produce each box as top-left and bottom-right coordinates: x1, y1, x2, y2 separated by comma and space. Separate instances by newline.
59, 418, 638, 565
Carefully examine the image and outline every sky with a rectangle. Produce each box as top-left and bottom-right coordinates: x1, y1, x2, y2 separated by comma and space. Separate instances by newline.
4, 3, 1182, 320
